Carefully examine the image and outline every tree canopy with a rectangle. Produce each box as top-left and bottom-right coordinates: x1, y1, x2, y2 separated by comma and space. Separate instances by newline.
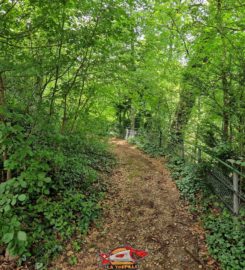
0, 0, 244, 268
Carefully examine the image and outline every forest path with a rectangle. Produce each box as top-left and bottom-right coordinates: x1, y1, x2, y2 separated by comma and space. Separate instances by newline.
52, 138, 214, 270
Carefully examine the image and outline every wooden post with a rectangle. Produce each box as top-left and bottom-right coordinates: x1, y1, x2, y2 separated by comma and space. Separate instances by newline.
233, 172, 239, 215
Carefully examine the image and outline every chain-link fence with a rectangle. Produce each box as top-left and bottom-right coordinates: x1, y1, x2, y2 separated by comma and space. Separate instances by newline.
173, 141, 245, 215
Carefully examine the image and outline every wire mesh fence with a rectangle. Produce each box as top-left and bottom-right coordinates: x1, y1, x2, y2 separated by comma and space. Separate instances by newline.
176, 142, 245, 215
207, 167, 236, 212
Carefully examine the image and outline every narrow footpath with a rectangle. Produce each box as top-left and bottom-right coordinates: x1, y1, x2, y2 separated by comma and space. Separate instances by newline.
52, 139, 218, 270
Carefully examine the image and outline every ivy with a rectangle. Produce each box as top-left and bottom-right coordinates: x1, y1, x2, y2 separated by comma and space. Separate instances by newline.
204, 211, 245, 270
0, 112, 115, 266
167, 156, 245, 270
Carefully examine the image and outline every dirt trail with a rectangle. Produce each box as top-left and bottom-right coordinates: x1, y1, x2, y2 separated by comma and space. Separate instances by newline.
52, 139, 215, 270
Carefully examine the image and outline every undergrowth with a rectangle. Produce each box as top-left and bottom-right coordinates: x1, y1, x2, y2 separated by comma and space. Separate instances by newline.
128, 135, 165, 157
0, 111, 116, 268
167, 155, 245, 270
129, 136, 245, 270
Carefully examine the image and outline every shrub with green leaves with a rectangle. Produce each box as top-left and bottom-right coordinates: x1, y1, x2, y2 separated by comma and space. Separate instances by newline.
174, 165, 209, 203
128, 135, 165, 156
204, 210, 245, 270
166, 154, 245, 270
0, 111, 115, 266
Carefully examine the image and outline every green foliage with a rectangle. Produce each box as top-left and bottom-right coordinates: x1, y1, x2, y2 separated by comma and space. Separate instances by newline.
167, 154, 245, 270
0, 0, 244, 268
72, 240, 82, 252
128, 134, 165, 157
68, 255, 78, 266
204, 210, 245, 270
176, 173, 203, 203
212, 143, 235, 161
0, 110, 115, 266
227, 158, 245, 167
167, 157, 210, 204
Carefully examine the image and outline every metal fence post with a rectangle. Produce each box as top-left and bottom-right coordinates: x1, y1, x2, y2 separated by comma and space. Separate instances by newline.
233, 172, 239, 215
125, 128, 129, 140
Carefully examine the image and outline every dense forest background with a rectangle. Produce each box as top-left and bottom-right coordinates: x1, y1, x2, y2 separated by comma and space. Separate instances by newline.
0, 0, 244, 269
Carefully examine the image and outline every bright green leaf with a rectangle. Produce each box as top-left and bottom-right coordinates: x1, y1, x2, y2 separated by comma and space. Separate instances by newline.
17, 231, 27, 242
18, 194, 27, 202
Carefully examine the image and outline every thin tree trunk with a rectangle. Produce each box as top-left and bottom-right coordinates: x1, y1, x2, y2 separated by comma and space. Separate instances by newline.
222, 71, 229, 141
0, 74, 5, 182
61, 93, 67, 133
159, 130, 163, 148
0, 74, 11, 181
0, 74, 5, 121
49, 12, 66, 116
217, 0, 230, 142
69, 12, 101, 132
170, 84, 196, 145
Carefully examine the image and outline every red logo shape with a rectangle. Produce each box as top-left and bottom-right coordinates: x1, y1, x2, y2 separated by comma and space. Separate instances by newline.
100, 245, 148, 267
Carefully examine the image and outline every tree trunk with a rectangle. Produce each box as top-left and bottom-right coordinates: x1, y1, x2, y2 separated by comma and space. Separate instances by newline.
0, 74, 5, 121
217, 0, 230, 142
61, 93, 67, 133
222, 71, 229, 141
0, 74, 11, 181
49, 11, 66, 116
170, 85, 196, 146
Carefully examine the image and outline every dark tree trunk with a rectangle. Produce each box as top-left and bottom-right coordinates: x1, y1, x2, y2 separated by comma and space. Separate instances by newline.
0, 74, 5, 121
170, 86, 196, 145
0, 74, 11, 181
222, 70, 229, 141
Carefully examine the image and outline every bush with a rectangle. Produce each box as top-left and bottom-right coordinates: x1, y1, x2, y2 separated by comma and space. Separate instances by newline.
0, 110, 115, 267
128, 135, 165, 156
167, 154, 245, 270
204, 210, 245, 270
167, 158, 210, 204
